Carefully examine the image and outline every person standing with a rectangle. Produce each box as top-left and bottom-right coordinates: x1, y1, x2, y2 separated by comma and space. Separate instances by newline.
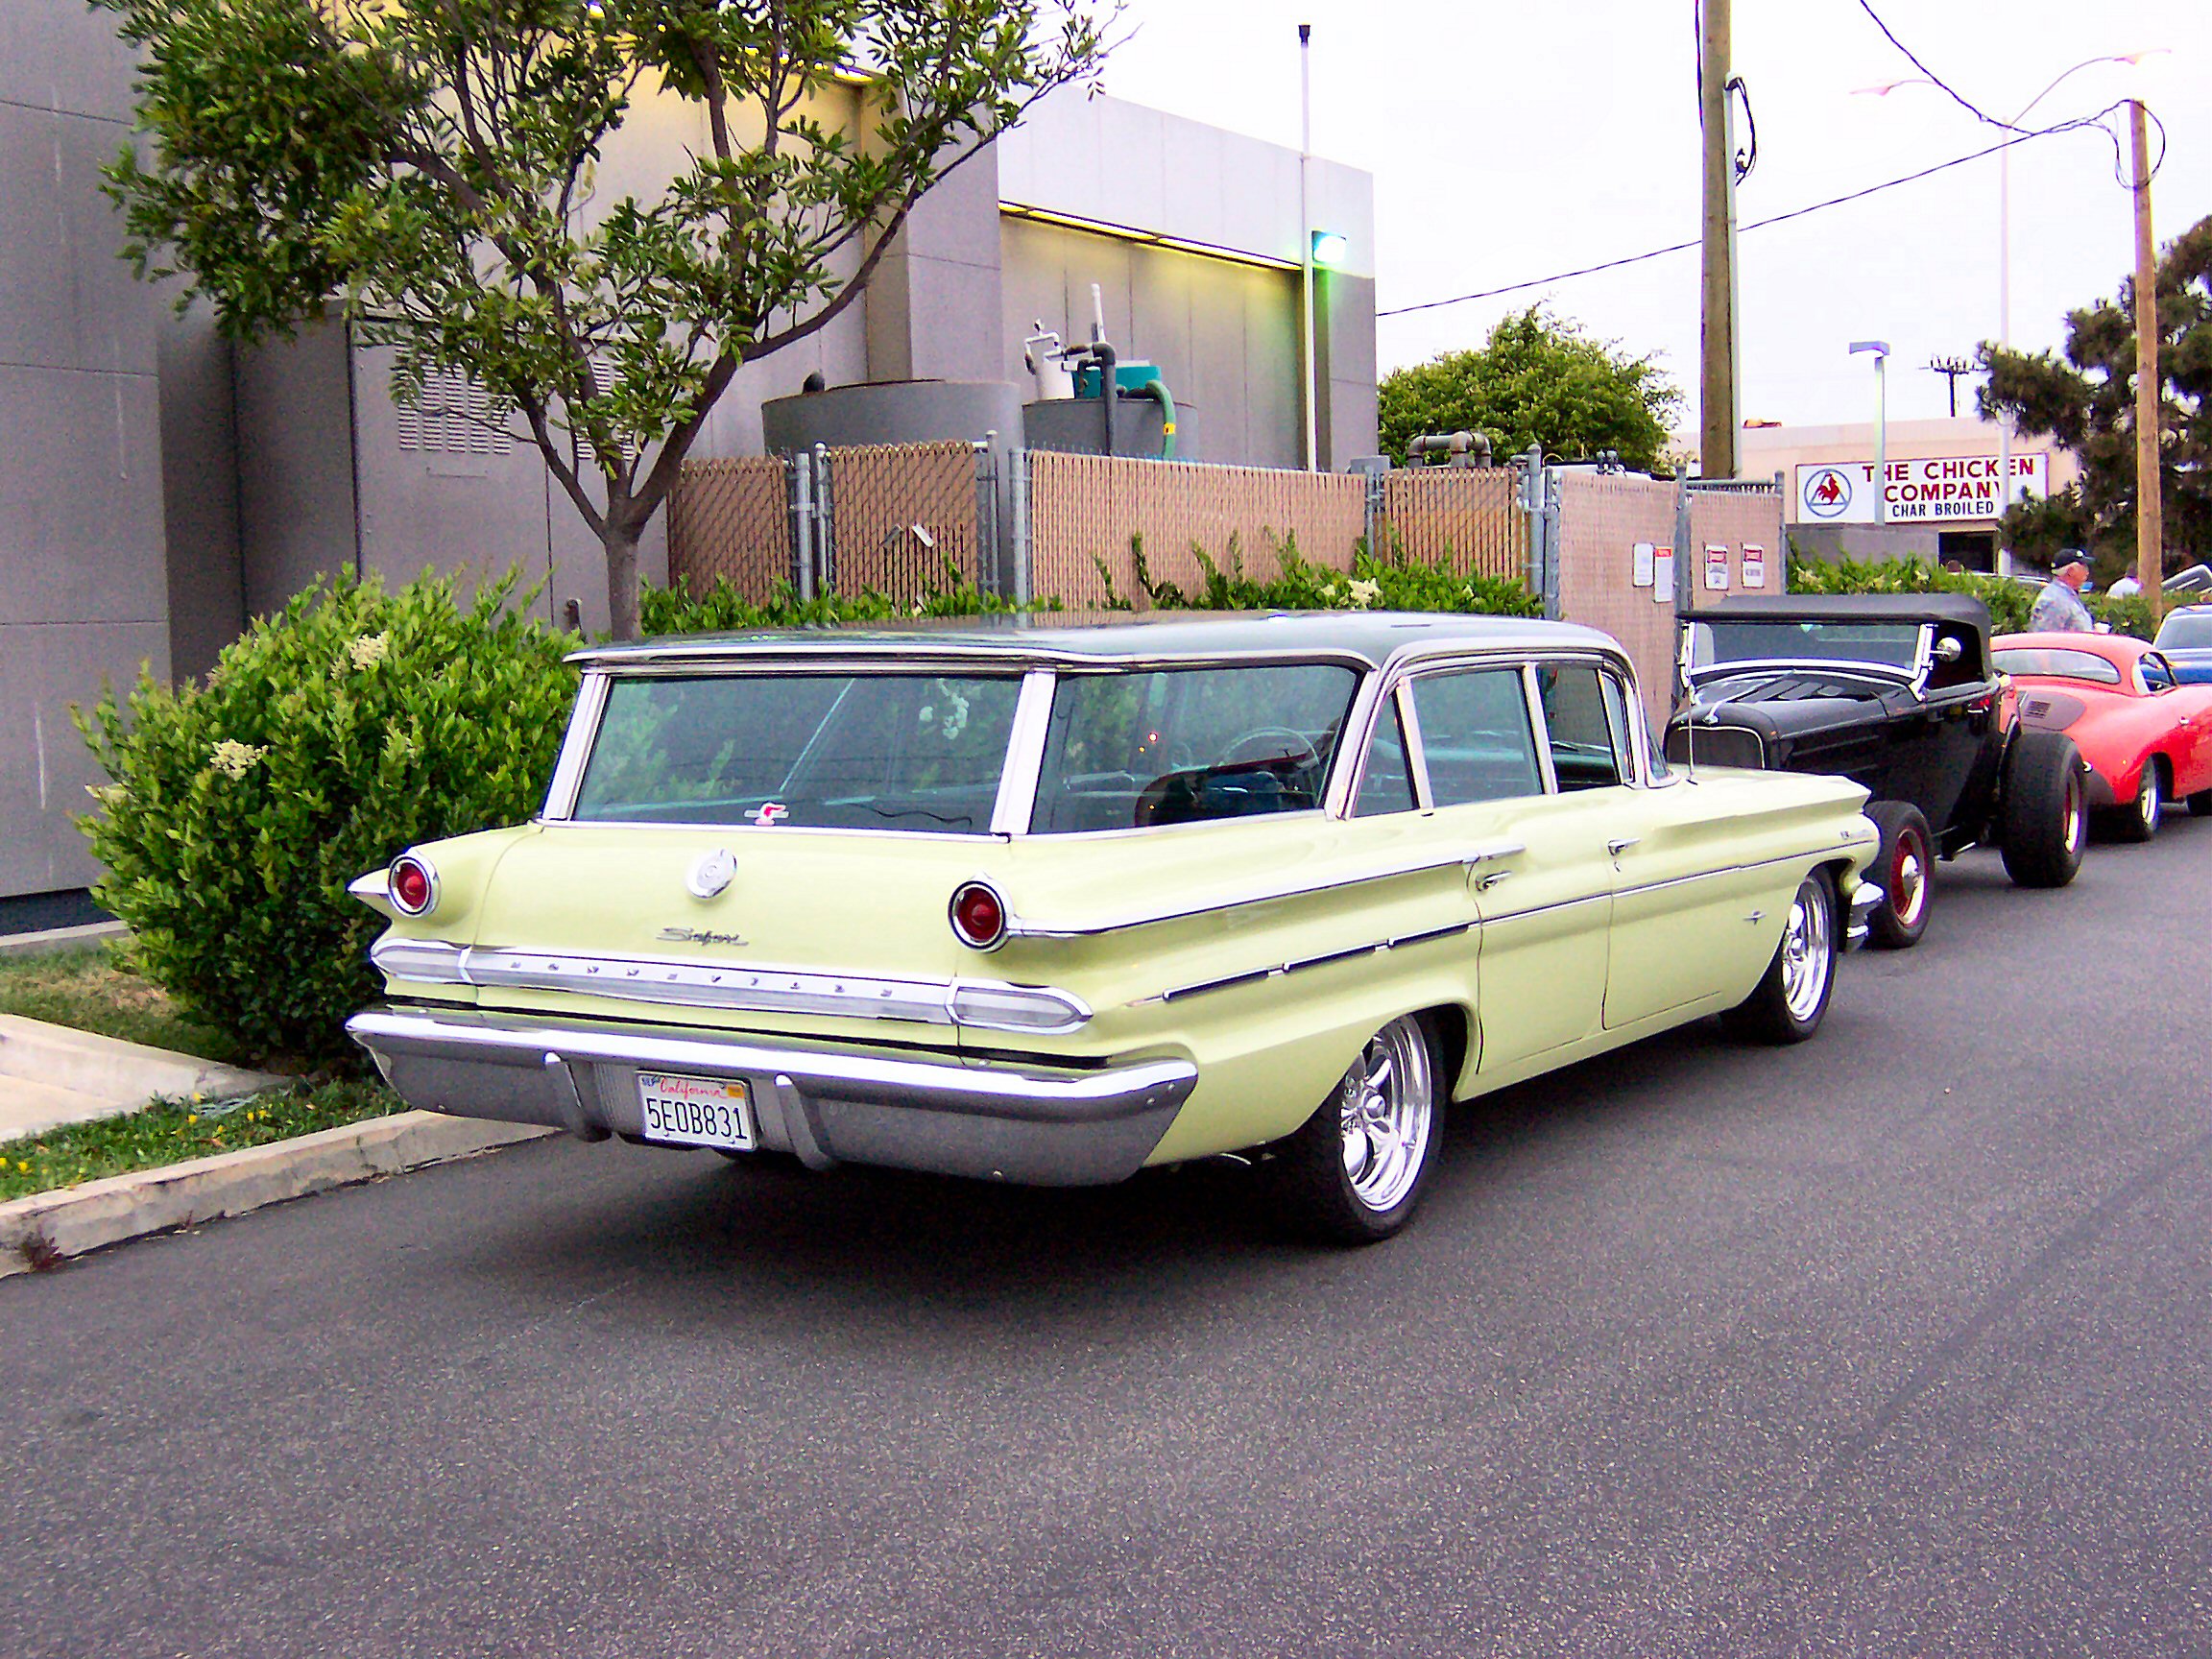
2029, 548, 2097, 633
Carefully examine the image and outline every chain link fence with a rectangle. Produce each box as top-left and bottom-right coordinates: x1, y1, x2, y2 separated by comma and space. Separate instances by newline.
666, 443, 1531, 610
1373, 467, 1526, 581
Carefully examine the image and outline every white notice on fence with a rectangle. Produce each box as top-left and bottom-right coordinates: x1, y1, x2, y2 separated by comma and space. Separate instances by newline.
1651, 547, 1674, 603
1633, 541, 1655, 588
1742, 544, 1767, 589
1703, 544, 1731, 592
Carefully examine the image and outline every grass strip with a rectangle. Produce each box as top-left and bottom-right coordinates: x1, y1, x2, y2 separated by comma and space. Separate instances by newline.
0, 1081, 402, 1203
0, 947, 246, 1067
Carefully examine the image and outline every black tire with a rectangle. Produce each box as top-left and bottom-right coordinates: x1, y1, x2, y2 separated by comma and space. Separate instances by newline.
2109, 758, 2164, 843
1264, 1013, 1445, 1245
1719, 869, 1838, 1046
1863, 801, 1935, 950
1998, 730, 2089, 888
2190, 787, 2212, 817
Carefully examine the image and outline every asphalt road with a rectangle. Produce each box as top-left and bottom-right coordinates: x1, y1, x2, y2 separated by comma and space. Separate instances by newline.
8, 825, 2212, 1658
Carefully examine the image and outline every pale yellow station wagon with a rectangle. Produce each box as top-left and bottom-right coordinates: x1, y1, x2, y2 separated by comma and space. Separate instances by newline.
347, 613, 1881, 1242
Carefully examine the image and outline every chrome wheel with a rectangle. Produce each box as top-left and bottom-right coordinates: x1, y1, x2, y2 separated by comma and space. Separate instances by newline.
2064, 775, 2086, 853
2138, 766, 2162, 835
1890, 835, 1928, 928
1779, 879, 1834, 1025
1335, 1017, 1434, 1214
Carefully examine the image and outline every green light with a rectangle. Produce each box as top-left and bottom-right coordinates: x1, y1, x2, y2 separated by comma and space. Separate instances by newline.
1310, 229, 1350, 269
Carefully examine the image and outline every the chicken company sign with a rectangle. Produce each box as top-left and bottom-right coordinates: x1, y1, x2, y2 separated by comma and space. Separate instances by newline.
1795, 453, 2047, 525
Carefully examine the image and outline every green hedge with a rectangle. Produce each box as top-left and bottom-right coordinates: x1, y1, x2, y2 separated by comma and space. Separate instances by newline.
84, 546, 1538, 1063
1784, 551, 2157, 639
78, 574, 578, 1063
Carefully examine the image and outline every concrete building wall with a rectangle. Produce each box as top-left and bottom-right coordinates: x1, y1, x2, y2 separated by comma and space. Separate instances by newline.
1000, 216, 1304, 469
997, 90, 1378, 469
0, 7, 171, 899
156, 308, 243, 683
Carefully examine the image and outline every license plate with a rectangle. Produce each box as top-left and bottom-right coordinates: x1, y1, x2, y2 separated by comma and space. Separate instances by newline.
637, 1071, 755, 1151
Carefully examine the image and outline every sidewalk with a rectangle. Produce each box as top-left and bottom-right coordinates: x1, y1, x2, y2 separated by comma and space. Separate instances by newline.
0, 1012, 291, 1142
0, 1011, 555, 1276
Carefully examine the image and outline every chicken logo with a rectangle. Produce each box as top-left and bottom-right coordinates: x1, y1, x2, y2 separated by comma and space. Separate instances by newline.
1804, 467, 1853, 519
752, 802, 789, 827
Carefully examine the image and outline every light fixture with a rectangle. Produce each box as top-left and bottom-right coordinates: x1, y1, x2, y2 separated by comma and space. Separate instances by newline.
1310, 229, 1350, 269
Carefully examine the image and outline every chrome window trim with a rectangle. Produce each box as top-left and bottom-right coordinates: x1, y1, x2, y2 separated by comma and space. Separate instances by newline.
1145, 919, 1477, 1005
1000, 840, 1521, 939
1391, 655, 1556, 807
543, 671, 611, 821
1395, 680, 1436, 811
1321, 665, 1393, 819
992, 670, 1058, 834
367, 938, 1093, 1036
1522, 661, 1562, 794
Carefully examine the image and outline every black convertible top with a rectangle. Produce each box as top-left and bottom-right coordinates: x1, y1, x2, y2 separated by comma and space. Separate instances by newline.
1697, 591, 1992, 643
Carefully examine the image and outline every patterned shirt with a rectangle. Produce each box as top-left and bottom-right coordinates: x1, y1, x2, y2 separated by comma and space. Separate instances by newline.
2028, 579, 2095, 633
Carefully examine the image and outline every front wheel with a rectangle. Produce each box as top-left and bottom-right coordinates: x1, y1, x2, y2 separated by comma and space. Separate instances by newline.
2109, 759, 2163, 843
1863, 801, 1934, 949
1999, 730, 2088, 888
1720, 870, 1838, 1046
1264, 1014, 1444, 1245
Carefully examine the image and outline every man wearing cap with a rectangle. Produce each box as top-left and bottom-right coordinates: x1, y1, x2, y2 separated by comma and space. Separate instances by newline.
2029, 549, 2097, 633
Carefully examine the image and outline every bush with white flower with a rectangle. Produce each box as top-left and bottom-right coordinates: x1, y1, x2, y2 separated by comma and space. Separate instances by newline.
77, 572, 576, 1061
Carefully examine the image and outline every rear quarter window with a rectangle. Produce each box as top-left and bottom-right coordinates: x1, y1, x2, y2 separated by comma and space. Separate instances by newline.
1991, 647, 2121, 685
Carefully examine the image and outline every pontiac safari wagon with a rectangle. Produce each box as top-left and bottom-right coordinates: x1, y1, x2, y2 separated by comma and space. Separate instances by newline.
347, 613, 1881, 1243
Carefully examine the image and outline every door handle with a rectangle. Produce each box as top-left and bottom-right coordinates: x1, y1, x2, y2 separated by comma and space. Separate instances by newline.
1607, 836, 1640, 856
1476, 869, 1516, 892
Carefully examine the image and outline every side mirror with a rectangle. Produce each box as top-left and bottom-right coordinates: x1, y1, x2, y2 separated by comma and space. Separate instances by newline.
1934, 637, 1964, 663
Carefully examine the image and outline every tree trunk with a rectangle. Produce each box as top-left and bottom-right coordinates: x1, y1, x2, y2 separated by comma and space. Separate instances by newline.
604, 519, 642, 640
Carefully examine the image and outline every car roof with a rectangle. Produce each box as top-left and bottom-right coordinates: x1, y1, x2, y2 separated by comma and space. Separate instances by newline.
1697, 592, 1992, 636
1993, 631, 2147, 663
570, 610, 1627, 674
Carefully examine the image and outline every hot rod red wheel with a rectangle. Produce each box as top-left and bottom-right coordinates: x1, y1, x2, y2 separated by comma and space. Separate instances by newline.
1863, 801, 1934, 950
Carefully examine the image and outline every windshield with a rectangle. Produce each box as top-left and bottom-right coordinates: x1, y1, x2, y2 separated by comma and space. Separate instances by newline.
1690, 618, 1924, 673
1991, 646, 2121, 685
573, 672, 1022, 831
2155, 611, 2212, 649
1030, 662, 1361, 833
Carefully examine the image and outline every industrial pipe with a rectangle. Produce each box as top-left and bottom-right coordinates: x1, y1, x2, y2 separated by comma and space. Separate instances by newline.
1126, 373, 1177, 460
1407, 430, 1492, 469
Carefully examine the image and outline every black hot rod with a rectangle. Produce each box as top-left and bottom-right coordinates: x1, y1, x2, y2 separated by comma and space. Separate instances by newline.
1665, 593, 2087, 948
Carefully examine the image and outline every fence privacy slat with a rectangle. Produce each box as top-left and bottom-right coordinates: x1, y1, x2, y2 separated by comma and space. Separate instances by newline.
666, 445, 1533, 610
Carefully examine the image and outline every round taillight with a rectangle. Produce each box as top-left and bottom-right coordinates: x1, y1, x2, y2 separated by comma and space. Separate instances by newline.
949, 881, 1007, 950
390, 854, 437, 917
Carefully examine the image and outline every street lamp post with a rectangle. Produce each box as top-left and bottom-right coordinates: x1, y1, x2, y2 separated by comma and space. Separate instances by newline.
1851, 341, 1890, 525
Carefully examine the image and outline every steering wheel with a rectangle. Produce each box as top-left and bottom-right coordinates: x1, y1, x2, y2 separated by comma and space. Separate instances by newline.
1220, 727, 1321, 771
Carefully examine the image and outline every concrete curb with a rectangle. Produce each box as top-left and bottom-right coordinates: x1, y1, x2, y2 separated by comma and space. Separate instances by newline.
0, 922, 129, 960
0, 1112, 557, 1278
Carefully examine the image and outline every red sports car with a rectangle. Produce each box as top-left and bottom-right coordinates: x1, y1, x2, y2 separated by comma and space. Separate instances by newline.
1991, 631, 2212, 840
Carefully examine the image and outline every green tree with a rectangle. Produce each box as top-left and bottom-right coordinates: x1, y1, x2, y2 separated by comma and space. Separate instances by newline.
101, 0, 1111, 638
1980, 214, 2212, 582
1378, 307, 1683, 472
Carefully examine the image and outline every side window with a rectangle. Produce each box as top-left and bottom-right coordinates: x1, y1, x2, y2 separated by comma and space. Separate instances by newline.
1409, 668, 1544, 805
1535, 662, 1626, 791
2141, 653, 2176, 692
1354, 701, 1418, 817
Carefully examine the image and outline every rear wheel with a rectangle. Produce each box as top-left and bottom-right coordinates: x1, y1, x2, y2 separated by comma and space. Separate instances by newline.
2109, 759, 2163, 843
1999, 730, 2088, 887
1720, 870, 1837, 1046
1265, 1014, 1444, 1245
1863, 801, 1934, 949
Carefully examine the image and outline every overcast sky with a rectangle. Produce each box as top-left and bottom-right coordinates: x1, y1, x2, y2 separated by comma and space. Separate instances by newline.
1090, 0, 2212, 431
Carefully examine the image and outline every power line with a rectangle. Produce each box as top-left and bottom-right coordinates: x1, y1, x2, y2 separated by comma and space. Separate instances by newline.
1853, 0, 2020, 132
1379, 128, 2045, 320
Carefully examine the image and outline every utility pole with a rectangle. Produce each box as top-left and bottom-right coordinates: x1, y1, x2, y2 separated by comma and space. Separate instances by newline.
1698, 0, 1736, 479
1927, 355, 1972, 419
2130, 99, 2163, 622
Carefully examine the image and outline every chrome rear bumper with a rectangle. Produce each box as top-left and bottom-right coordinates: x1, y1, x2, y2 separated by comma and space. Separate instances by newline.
1844, 879, 1881, 951
345, 1006, 1195, 1187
